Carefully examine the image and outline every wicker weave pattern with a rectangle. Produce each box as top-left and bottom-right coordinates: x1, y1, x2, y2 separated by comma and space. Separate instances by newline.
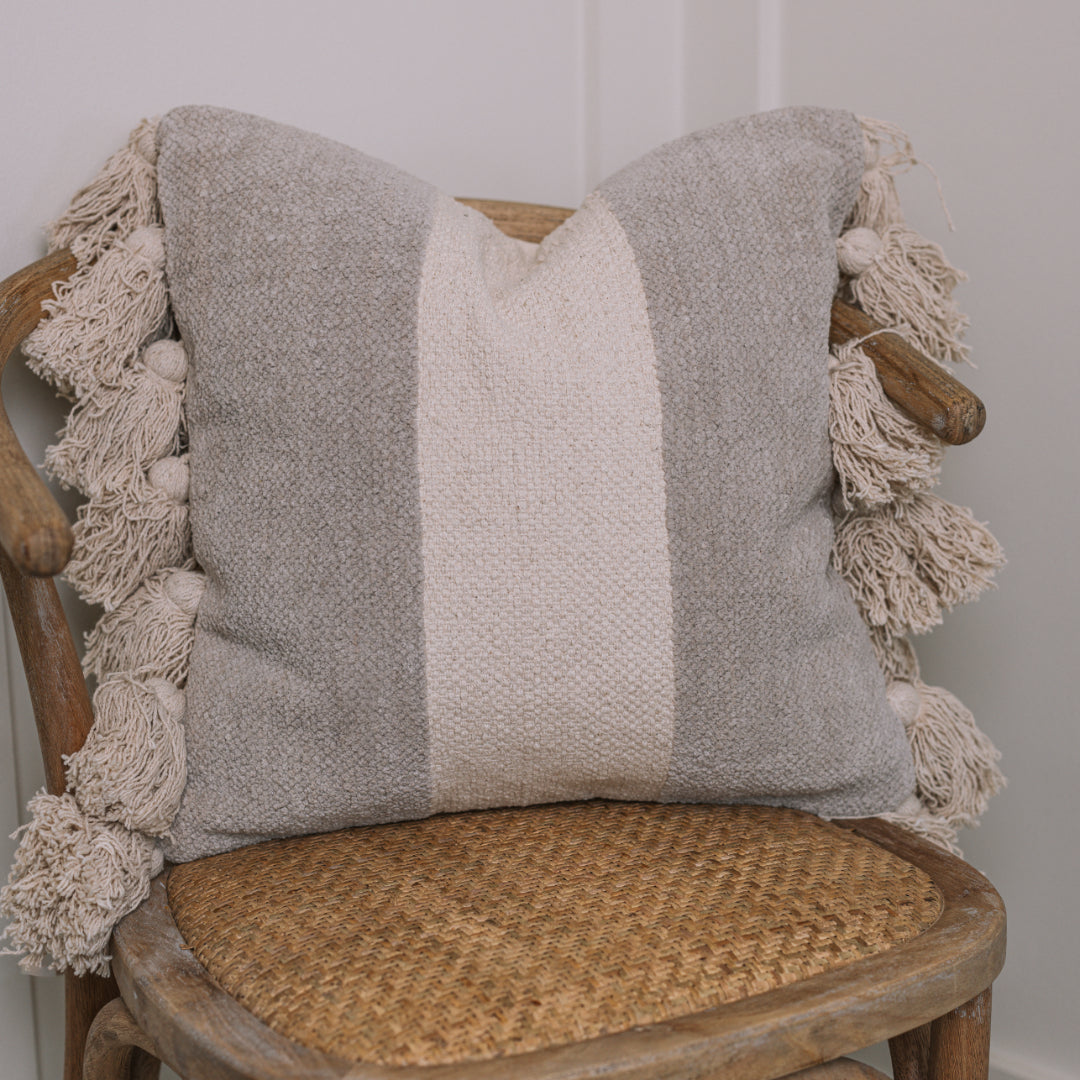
167, 803, 942, 1066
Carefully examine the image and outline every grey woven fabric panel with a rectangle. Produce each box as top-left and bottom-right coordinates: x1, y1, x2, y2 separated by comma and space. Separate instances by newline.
158, 107, 435, 860
156, 105, 914, 862
599, 109, 915, 814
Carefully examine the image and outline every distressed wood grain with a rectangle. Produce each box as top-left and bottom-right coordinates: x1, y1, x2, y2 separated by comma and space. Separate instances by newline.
928, 988, 992, 1080
829, 298, 985, 445
889, 1021, 931, 1080
0, 250, 76, 576
83, 995, 161, 1080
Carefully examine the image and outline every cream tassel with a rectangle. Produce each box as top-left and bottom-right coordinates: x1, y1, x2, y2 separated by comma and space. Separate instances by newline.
879, 793, 961, 857
828, 341, 943, 509
64, 455, 192, 611
850, 116, 955, 235
834, 494, 1003, 637
869, 626, 921, 682
66, 677, 186, 836
84, 568, 205, 685
0, 791, 162, 976
22, 225, 168, 398
896, 493, 1004, 608
45, 339, 187, 496
839, 225, 969, 366
848, 117, 913, 233
47, 119, 160, 264
888, 680, 1005, 828
832, 506, 943, 636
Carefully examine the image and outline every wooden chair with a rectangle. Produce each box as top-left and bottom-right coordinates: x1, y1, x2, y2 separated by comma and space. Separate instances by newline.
0, 202, 1003, 1080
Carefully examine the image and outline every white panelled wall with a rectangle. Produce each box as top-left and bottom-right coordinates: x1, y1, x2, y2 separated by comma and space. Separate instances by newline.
0, 3, 1075, 1078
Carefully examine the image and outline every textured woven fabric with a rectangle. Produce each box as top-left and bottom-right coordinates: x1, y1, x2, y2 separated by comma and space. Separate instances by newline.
167, 802, 943, 1066
157, 105, 915, 861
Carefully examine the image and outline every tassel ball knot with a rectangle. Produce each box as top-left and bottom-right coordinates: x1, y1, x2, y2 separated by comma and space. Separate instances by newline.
143, 339, 188, 383
163, 570, 206, 617
148, 457, 189, 503
886, 679, 923, 727
149, 678, 187, 722
837, 227, 882, 277
123, 225, 166, 270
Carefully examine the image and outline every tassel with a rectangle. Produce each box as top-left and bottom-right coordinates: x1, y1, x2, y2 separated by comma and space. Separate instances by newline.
0, 791, 162, 976
832, 506, 944, 636
22, 225, 169, 398
888, 680, 1005, 828
66, 676, 186, 836
868, 626, 921, 682
848, 117, 914, 233
839, 225, 970, 366
64, 455, 191, 611
850, 116, 956, 235
896, 493, 1004, 608
834, 493, 1003, 637
879, 793, 961, 856
45, 339, 187, 496
828, 342, 943, 509
47, 119, 160, 264
84, 567, 205, 685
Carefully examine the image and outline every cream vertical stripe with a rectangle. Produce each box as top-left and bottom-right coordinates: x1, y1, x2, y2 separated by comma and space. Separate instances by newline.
418, 192, 676, 813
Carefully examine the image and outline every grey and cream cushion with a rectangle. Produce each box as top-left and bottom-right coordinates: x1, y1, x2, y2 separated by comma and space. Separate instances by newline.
156, 105, 914, 860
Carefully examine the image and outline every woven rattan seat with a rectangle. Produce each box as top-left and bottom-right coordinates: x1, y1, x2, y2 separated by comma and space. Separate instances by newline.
167, 802, 943, 1067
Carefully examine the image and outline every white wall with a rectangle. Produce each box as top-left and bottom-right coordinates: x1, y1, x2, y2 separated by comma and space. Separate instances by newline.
1, 3, 1075, 1079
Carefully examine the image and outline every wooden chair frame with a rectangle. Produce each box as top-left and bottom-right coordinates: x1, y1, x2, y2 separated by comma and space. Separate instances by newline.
0, 202, 1002, 1080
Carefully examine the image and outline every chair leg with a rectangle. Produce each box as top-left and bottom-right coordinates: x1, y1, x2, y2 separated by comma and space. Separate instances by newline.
65, 971, 121, 1080
928, 987, 992, 1080
83, 997, 162, 1080
890, 1022, 931, 1080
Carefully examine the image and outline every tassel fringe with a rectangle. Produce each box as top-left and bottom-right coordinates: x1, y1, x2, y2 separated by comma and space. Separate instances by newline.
64, 456, 191, 611
22, 226, 168, 398
848, 117, 913, 233
850, 116, 954, 234
833, 505, 944, 636
65, 677, 186, 836
868, 626, 921, 682
83, 567, 205, 685
838, 121, 1004, 850
895, 493, 1005, 608
3, 121, 196, 977
834, 493, 1003, 637
45, 339, 187, 496
47, 118, 160, 265
879, 794, 961, 856
0, 792, 163, 976
888, 680, 1005, 827
843, 225, 970, 366
828, 342, 943, 509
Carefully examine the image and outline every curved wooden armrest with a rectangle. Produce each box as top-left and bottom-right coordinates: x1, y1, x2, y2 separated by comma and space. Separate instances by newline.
458, 198, 986, 447
0, 249, 77, 576
829, 299, 985, 445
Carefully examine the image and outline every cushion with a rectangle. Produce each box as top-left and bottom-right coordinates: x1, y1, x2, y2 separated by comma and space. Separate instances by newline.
154, 105, 914, 860
7, 105, 1009, 978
